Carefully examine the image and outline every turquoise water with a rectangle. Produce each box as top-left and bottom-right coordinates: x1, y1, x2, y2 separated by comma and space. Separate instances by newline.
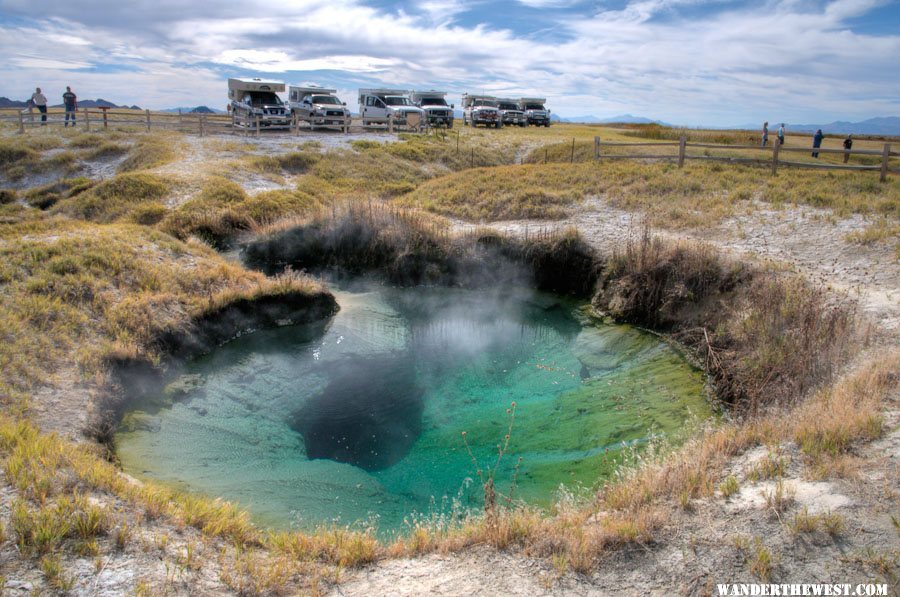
116, 282, 709, 535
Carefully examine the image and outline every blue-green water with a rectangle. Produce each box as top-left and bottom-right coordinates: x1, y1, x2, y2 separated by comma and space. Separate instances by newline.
116, 283, 709, 535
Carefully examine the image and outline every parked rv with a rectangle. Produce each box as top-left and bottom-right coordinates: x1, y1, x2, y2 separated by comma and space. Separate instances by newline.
288, 86, 350, 129
228, 78, 291, 129
410, 90, 454, 128
358, 89, 424, 126
496, 98, 526, 127
519, 97, 551, 126
461, 94, 501, 128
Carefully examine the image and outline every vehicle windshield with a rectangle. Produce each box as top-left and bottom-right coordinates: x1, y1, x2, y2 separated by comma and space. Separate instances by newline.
525, 103, 545, 110
311, 95, 341, 105
498, 103, 518, 110
247, 92, 282, 106
473, 100, 497, 107
420, 98, 448, 106
384, 96, 411, 106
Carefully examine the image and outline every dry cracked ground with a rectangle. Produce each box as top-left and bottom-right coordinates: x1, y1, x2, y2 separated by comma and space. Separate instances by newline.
2, 131, 898, 595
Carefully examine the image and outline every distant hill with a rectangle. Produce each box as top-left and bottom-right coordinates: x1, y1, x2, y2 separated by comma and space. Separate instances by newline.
161, 106, 226, 114
0, 97, 28, 108
731, 117, 900, 136
785, 117, 900, 136
1, 96, 140, 109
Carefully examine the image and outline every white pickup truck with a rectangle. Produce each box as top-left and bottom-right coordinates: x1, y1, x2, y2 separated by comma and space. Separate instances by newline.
461, 94, 501, 128
358, 89, 424, 126
496, 98, 526, 127
228, 78, 291, 129
288, 86, 350, 130
410, 90, 454, 128
519, 97, 551, 127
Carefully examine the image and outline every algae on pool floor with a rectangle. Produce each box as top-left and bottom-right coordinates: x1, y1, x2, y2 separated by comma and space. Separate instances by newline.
116, 282, 710, 535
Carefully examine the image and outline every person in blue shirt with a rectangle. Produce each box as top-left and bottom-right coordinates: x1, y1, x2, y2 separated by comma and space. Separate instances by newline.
812, 129, 823, 158
777, 123, 785, 146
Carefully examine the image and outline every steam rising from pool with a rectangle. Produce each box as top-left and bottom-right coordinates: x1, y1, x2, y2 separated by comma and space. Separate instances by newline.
116, 282, 709, 534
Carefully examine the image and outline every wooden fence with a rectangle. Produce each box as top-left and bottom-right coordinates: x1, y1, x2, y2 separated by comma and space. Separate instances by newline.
594, 136, 899, 182
0, 107, 424, 136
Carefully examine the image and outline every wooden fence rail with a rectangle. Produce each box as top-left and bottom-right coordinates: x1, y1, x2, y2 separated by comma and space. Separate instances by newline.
594, 136, 899, 182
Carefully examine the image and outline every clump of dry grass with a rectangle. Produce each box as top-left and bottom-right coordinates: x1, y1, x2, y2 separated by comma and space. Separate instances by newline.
595, 230, 856, 414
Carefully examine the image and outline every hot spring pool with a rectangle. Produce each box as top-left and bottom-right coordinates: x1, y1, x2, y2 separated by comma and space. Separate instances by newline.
116, 282, 710, 535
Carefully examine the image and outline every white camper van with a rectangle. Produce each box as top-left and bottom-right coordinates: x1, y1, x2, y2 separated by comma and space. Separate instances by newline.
358, 89, 424, 126
410, 90, 454, 128
496, 98, 526, 127
518, 97, 551, 127
461, 94, 501, 128
228, 78, 291, 129
288, 86, 350, 129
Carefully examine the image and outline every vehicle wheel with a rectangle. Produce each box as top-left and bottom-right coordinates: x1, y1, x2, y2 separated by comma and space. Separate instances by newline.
448, 121, 453, 129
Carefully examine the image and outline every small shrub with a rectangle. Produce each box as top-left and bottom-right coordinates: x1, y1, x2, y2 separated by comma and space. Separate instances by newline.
118, 134, 177, 172
719, 475, 739, 498
0, 188, 17, 204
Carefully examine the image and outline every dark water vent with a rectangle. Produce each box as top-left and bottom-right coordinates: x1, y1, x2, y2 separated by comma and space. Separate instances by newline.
290, 355, 425, 471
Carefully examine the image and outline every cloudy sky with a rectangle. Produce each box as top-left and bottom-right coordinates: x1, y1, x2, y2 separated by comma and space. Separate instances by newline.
1, 0, 898, 125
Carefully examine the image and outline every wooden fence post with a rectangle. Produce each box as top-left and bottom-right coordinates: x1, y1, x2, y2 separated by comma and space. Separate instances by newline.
570, 137, 576, 163
102, 109, 108, 129
145, 109, 151, 131
178, 108, 183, 126
17, 110, 24, 134
84, 109, 90, 132
678, 136, 686, 168
881, 143, 891, 183
255, 115, 261, 137
388, 114, 394, 134
594, 136, 600, 160
456, 130, 460, 154
771, 138, 780, 175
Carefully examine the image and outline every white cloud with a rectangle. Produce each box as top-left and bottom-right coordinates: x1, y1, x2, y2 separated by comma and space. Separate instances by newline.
0, 0, 896, 124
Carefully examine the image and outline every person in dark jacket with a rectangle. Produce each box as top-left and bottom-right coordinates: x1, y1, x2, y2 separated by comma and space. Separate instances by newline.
842, 134, 853, 163
812, 129, 824, 158
62, 86, 77, 127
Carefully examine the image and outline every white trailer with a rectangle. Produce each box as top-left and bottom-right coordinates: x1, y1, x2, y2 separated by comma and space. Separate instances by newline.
288, 85, 350, 130
358, 88, 424, 127
228, 78, 291, 129
518, 97, 551, 127
410, 90, 454, 128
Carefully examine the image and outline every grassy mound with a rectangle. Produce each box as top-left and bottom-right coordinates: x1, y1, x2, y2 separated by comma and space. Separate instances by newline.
117, 134, 177, 172
397, 163, 602, 220
162, 177, 321, 248
51, 173, 169, 222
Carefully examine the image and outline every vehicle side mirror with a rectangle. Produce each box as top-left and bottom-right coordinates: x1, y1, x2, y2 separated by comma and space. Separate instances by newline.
451, 104, 455, 109
342, 102, 346, 106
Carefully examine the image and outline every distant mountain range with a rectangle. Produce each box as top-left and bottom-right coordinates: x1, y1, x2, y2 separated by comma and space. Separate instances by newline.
161, 106, 226, 114
559, 114, 669, 125
0, 97, 140, 110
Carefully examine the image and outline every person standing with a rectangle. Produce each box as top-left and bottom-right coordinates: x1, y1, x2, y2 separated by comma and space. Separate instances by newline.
842, 134, 853, 163
777, 123, 785, 146
31, 87, 48, 125
62, 86, 77, 127
812, 129, 824, 158
761, 121, 769, 147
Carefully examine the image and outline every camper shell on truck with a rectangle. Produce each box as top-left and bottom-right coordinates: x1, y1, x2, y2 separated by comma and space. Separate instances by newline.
228, 78, 291, 129
358, 89, 424, 126
461, 94, 501, 128
518, 97, 550, 126
496, 98, 526, 127
288, 86, 350, 129
410, 90, 454, 128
